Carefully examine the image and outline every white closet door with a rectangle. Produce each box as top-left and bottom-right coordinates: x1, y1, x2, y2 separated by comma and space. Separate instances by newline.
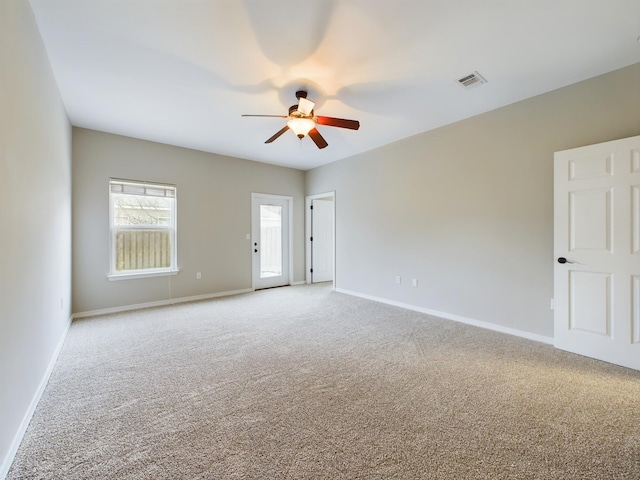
554, 135, 640, 370
311, 198, 334, 283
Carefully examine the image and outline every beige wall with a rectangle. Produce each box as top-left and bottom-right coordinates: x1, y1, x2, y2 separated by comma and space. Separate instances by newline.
72, 128, 305, 313
306, 63, 640, 338
0, 0, 72, 475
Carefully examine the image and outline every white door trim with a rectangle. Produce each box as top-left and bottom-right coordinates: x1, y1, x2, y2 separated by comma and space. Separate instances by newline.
251, 193, 294, 290
305, 191, 336, 286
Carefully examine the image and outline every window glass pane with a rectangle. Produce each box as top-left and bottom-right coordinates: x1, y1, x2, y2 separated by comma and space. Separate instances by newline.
113, 193, 172, 226
114, 229, 172, 271
260, 205, 282, 278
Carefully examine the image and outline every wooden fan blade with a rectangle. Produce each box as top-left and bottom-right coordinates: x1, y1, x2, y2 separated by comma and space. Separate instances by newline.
316, 116, 360, 130
308, 128, 328, 149
265, 125, 290, 143
242, 114, 288, 118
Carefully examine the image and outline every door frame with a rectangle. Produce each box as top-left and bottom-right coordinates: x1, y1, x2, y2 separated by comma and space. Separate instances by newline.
305, 191, 336, 286
251, 193, 294, 290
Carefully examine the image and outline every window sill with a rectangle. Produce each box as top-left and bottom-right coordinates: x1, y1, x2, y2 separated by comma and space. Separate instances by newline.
108, 269, 179, 281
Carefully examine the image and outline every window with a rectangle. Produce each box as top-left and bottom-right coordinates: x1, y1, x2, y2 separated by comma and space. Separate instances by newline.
109, 179, 177, 279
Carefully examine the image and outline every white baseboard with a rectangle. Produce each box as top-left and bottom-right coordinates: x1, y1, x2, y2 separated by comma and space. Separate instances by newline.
0, 315, 72, 480
335, 288, 553, 345
291, 281, 306, 286
72, 288, 253, 320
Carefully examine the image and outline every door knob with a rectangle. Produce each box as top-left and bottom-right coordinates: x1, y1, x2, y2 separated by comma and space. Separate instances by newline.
557, 257, 573, 264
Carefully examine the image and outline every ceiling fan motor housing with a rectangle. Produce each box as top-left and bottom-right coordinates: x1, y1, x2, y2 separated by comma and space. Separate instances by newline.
289, 104, 314, 117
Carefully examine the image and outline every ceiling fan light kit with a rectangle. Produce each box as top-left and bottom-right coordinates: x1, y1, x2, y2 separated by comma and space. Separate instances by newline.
287, 117, 316, 138
242, 89, 360, 149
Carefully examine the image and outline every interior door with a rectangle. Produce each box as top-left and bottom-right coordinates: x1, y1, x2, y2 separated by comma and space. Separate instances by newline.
252, 194, 291, 290
311, 197, 334, 283
554, 135, 640, 370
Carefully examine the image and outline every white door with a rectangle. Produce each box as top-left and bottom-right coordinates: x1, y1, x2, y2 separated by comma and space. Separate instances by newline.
554, 135, 640, 370
252, 194, 291, 290
311, 197, 334, 283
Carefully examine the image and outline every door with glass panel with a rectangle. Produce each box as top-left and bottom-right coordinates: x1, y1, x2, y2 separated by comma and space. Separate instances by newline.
252, 194, 291, 289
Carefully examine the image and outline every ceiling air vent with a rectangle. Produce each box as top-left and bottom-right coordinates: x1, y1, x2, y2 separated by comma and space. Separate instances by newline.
457, 71, 487, 89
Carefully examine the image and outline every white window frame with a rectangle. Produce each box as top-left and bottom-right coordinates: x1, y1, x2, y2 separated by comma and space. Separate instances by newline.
108, 178, 178, 280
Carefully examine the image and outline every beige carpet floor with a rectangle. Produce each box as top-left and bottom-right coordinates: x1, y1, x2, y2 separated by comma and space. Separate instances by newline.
7, 284, 640, 479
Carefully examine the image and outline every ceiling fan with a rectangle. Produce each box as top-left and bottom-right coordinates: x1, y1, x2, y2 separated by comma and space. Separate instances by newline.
242, 90, 360, 149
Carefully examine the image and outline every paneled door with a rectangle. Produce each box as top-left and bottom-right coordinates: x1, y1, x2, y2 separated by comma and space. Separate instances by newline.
311, 197, 334, 283
554, 135, 640, 370
252, 194, 291, 290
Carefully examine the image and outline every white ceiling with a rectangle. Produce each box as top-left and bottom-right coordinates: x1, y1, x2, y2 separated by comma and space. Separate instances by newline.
29, 0, 640, 170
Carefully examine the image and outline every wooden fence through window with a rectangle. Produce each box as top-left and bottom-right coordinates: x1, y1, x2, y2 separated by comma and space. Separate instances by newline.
115, 229, 171, 271
260, 226, 282, 277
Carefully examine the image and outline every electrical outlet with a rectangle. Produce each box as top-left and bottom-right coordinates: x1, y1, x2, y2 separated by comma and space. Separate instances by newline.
395, 276, 401, 285
196, 272, 202, 280
412, 279, 418, 287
